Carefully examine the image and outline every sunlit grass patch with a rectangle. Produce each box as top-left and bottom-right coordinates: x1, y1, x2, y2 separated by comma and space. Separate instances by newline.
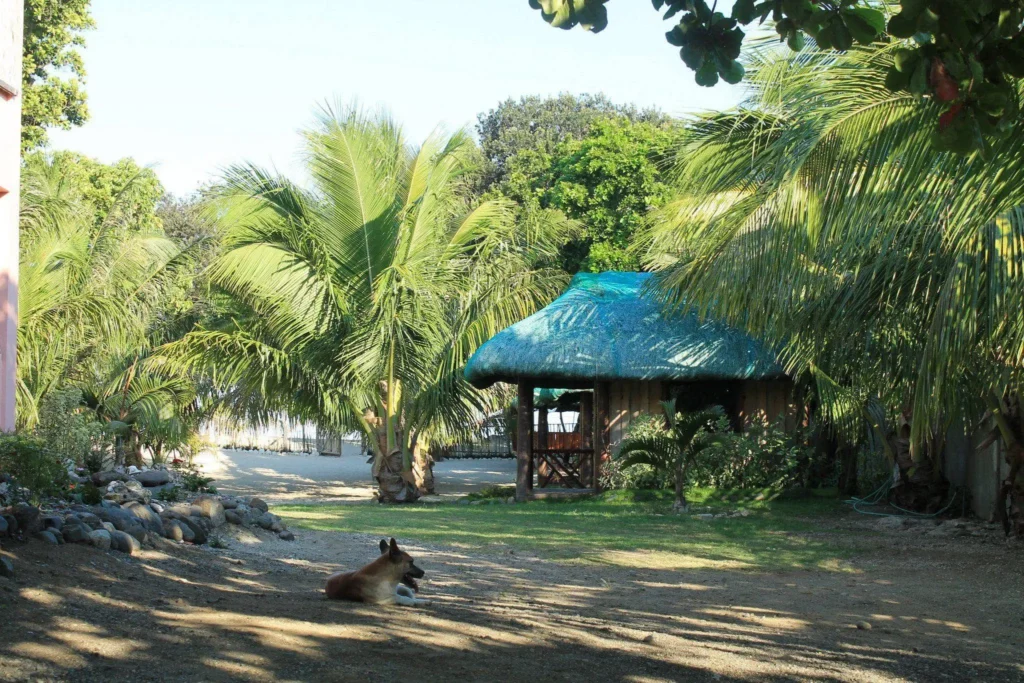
277, 489, 860, 573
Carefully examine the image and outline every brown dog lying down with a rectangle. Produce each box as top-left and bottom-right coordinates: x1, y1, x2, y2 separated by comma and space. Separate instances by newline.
383, 539, 422, 594
324, 538, 429, 607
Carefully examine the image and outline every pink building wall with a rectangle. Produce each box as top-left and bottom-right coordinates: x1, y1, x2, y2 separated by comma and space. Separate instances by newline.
0, 1, 23, 431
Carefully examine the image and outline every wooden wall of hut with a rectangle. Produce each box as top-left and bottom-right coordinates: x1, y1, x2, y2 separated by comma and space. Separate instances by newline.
607, 381, 665, 449
737, 379, 797, 431
605, 379, 796, 453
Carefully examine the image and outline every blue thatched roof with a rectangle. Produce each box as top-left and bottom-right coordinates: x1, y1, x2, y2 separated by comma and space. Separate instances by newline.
464, 272, 786, 389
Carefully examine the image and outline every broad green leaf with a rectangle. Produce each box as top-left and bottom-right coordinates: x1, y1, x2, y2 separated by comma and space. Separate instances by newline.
719, 59, 745, 85
845, 8, 885, 45
888, 12, 918, 39
529, 0, 609, 32
695, 60, 720, 87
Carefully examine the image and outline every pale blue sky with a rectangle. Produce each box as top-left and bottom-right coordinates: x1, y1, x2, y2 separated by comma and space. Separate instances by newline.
49, 0, 744, 196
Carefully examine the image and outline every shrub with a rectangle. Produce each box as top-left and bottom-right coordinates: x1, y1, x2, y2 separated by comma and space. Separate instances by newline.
174, 465, 216, 493
602, 411, 834, 496
79, 482, 103, 505
155, 485, 183, 502
0, 433, 70, 502
600, 455, 669, 491
36, 388, 114, 472
690, 414, 826, 492
856, 442, 892, 494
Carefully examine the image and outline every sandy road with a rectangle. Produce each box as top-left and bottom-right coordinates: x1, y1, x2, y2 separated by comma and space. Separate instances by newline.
191, 447, 516, 503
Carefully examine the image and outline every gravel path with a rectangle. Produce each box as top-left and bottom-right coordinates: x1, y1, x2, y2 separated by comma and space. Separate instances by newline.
191, 447, 516, 503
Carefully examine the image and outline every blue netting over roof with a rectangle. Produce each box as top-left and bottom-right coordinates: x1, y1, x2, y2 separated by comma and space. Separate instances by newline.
464, 272, 786, 389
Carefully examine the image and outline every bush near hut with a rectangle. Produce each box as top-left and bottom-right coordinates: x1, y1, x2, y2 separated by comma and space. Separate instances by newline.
695, 415, 834, 492
604, 412, 836, 496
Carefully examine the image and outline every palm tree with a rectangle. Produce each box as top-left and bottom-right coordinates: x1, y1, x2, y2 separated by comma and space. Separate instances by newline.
164, 106, 573, 502
616, 400, 725, 512
80, 352, 205, 467
641, 43, 1024, 520
17, 154, 190, 430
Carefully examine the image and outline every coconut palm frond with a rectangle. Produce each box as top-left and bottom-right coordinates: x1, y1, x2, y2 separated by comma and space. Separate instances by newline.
165, 106, 571, 497
617, 433, 678, 470
643, 41, 1024, 453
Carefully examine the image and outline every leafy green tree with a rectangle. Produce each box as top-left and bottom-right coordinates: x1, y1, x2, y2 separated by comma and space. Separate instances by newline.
615, 400, 725, 511
158, 193, 219, 251
488, 114, 674, 272
152, 193, 224, 341
474, 93, 664, 192
162, 107, 573, 502
529, 1, 1024, 154
22, 151, 164, 232
642, 43, 1024, 522
544, 117, 675, 271
21, 0, 94, 150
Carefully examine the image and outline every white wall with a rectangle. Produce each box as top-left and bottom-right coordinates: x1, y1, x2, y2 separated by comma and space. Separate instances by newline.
0, 1, 23, 432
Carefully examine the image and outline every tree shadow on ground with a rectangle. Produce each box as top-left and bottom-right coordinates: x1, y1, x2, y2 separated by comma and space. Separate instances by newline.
0, 529, 1022, 682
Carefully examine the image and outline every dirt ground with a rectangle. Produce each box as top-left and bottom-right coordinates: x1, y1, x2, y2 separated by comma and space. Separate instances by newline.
191, 450, 516, 502
1, 513, 1022, 682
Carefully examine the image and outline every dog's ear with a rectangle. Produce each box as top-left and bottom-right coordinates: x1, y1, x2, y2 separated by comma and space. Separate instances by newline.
379, 539, 388, 554
388, 537, 401, 559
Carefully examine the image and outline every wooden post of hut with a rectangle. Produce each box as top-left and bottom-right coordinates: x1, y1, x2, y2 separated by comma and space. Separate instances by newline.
578, 392, 593, 484
592, 381, 610, 491
515, 380, 534, 501
536, 404, 550, 486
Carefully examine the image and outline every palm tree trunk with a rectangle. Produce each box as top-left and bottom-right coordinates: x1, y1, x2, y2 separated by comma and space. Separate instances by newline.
672, 466, 688, 513
375, 446, 419, 503
412, 441, 435, 495
126, 428, 144, 468
385, 342, 397, 454
372, 408, 419, 504
989, 395, 1024, 536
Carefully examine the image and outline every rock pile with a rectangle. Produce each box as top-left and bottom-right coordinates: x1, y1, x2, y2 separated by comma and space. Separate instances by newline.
0, 493, 295, 560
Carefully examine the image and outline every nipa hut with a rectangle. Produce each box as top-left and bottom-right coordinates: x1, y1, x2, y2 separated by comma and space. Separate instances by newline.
464, 272, 793, 501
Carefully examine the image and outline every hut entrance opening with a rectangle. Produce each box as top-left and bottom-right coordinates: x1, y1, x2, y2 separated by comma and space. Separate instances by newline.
515, 383, 608, 501
533, 389, 590, 489
667, 381, 743, 430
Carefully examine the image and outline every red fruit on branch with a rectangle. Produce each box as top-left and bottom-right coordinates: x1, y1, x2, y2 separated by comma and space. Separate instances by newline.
930, 58, 959, 102
939, 103, 964, 131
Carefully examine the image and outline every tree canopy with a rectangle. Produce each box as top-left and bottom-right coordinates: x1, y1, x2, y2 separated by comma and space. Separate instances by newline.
474, 93, 664, 191
518, 117, 675, 272
474, 94, 672, 272
23, 150, 164, 232
21, 0, 94, 151
529, 1, 1024, 154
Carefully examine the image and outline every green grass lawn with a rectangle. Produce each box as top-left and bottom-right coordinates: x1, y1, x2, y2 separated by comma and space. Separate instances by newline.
277, 488, 863, 573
